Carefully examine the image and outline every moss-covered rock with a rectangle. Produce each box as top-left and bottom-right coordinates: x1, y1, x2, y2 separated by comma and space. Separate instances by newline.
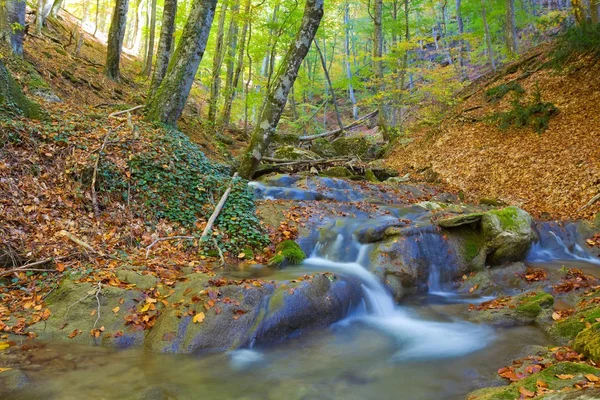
0, 60, 45, 120
271, 132, 300, 146
321, 166, 352, 178
364, 169, 380, 183
437, 213, 484, 228
331, 136, 371, 158
273, 146, 319, 161
115, 268, 159, 290
311, 138, 337, 158
550, 306, 600, 343
468, 291, 554, 326
268, 240, 307, 267
482, 206, 535, 265
574, 322, 600, 364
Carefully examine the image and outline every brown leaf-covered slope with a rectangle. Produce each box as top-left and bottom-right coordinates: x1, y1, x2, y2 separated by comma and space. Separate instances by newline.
387, 49, 600, 220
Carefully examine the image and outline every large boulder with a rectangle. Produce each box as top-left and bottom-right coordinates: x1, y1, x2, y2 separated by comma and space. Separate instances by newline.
311, 138, 337, 158
273, 146, 320, 161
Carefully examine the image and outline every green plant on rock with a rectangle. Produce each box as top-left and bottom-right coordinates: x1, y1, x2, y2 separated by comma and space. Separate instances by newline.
515, 291, 554, 317
268, 240, 306, 268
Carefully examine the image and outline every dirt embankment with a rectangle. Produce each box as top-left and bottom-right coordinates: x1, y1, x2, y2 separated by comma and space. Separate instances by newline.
387, 49, 600, 221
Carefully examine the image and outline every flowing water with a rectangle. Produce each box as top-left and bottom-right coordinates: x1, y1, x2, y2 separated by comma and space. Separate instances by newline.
4, 183, 599, 399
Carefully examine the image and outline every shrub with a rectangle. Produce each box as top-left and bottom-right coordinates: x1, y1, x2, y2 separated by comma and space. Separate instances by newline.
548, 22, 600, 69
485, 81, 525, 102
489, 86, 558, 134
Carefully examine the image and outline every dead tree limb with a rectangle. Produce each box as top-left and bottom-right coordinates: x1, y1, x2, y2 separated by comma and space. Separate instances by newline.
201, 173, 239, 240
579, 192, 600, 211
0, 258, 57, 278
298, 110, 378, 141
262, 156, 352, 166
109, 105, 144, 118
91, 132, 111, 217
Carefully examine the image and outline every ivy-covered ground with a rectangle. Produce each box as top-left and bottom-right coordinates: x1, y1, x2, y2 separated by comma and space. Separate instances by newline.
0, 102, 277, 336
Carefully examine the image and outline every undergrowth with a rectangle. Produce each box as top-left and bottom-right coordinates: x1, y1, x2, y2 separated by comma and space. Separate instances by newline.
485, 82, 525, 102
548, 22, 600, 69
488, 85, 558, 133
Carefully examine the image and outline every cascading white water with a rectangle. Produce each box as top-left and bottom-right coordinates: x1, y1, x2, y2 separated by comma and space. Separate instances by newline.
305, 238, 496, 361
528, 230, 600, 266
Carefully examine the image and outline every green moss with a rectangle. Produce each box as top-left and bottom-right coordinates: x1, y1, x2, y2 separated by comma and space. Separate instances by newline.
488, 207, 521, 231
0, 60, 45, 120
321, 166, 351, 178
268, 240, 306, 267
553, 306, 600, 340
574, 322, 600, 363
364, 169, 380, 183
467, 362, 600, 400
516, 291, 554, 317
331, 136, 371, 158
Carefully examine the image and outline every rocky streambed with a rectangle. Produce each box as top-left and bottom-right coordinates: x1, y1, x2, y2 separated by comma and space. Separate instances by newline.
2, 174, 600, 399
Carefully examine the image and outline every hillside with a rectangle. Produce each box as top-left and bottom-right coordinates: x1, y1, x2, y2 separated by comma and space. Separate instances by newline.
387, 45, 600, 221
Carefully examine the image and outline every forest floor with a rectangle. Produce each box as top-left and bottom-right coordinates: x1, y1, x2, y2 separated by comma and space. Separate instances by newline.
387, 46, 600, 221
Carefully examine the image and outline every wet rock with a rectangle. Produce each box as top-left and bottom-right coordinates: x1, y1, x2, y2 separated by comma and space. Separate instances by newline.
467, 291, 554, 326
466, 362, 600, 400
268, 240, 307, 267
367, 160, 399, 181
321, 166, 352, 178
273, 146, 319, 161
482, 207, 536, 265
0, 369, 31, 394
437, 212, 483, 228
385, 174, 410, 183
354, 218, 410, 244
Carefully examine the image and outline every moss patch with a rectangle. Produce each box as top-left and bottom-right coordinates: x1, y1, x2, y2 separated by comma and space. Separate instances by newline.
552, 306, 600, 341
268, 240, 306, 267
574, 322, 600, 364
516, 291, 554, 317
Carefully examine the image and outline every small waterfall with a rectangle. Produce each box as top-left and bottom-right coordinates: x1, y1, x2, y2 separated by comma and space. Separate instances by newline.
305, 223, 496, 360
528, 222, 600, 266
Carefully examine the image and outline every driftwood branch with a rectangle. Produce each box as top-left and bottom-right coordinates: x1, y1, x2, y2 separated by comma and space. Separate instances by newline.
91, 132, 111, 217
201, 173, 239, 240
59, 230, 101, 255
108, 105, 144, 118
145, 236, 196, 258
579, 192, 600, 211
298, 110, 378, 141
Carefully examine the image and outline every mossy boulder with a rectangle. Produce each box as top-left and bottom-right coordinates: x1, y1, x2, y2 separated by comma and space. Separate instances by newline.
273, 146, 319, 161
364, 169, 380, 183
468, 291, 554, 326
482, 206, 536, 265
331, 136, 371, 158
271, 132, 300, 146
437, 213, 484, 228
466, 362, 600, 400
321, 166, 352, 178
115, 268, 160, 290
574, 322, 600, 364
311, 138, 337, 158
268, 240, 307, 267
549, 306, 600, 344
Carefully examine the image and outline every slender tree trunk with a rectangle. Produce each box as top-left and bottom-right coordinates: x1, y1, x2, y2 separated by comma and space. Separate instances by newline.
218, 0, 240, 127
93, 0, 100, 35
51, 0, 63, 17
126, 0, 142, 49
144, 0, 218, 125
482, 0, 496, 71
105, 0, 130, 80
456, 0, 467, 80
238, 0, 324, 179
149, 0, 177, 93
208, 0, 229, 126
505, 0, 518, 56
344, 2, 358, 119
142, 0, 157, 76
1, 0, 26, 57
373, 0, 388, 140
220, 0, 250, 126
313, 38, 344, 136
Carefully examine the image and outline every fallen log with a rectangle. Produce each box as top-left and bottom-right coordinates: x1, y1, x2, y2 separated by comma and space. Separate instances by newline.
261, 156, 352, 167
201, 173, 239, 240
298, 110, 378, 141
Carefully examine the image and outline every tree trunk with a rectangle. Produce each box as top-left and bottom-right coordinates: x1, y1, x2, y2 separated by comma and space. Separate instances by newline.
126, 0, 142, 48
218, 0, 240, 127
207, 0, 229, 126
313, 38, 344, 135
456, 0, 468, 80
505, 0, 518, 56
482, 0, 496, 71
142, 0, 157, 76
220, 0, 250, 126
50, 0, 62, 17
344, 2, 357, 120
144, 0, 218, 125
1, 0, 26, 57
149, 0, 177, 93
237, 0, 324, 179
105, 0, 130, 80
0, 59, 43, 119
93, 0, 100, 35
373, 0, 388, 141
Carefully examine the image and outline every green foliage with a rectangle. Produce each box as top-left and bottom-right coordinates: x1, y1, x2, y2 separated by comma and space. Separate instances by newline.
549, 22, 600, 69
485, 82, 525, 102
125, 128, 268, 253
489, 86, 558, 133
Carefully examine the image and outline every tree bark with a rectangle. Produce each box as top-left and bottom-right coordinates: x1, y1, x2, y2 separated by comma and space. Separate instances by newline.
105, 0, 130, 80
149, 0, 177, 93
482, 0, 496, 71
220, 0, 250, 126
1, 0, 26, 57
142, 0, 157, 76
373, 0, 388, 140
144, 0, 218, 125
313, 38, 344, 135
207, 0, 229, 126
344, 2, 358, 120
237, 0, 324, 179
0, 59, 43, 119
505, 0, 518, 56
218, 0, 240, 127
50, 0, 62, 17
